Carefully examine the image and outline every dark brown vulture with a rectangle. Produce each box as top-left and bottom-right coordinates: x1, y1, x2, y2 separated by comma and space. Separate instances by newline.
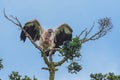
20, 19, 73, 56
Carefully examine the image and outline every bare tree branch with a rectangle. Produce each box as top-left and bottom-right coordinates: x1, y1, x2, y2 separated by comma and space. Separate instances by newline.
78, 28, 87, 37
49, 51, 54, 63
87, 22, 95, 35
80, 17, 113, 43
4, 9, 44, 53
42, 53, 50, 66
42, 67, 50, 70
54, 57, 68, 67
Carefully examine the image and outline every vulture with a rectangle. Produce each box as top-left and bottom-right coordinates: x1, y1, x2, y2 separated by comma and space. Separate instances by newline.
20, 19, 73, 56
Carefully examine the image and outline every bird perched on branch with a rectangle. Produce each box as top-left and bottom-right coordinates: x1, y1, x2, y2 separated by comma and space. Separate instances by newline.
20, 19, 73, 56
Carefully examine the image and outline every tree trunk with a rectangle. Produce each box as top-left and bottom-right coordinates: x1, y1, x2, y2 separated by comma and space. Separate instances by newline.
49, 69, 55, 80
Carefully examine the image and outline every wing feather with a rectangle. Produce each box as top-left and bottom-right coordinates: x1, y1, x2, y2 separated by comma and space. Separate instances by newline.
54, 24, 73, 47
20, 19, 43, 42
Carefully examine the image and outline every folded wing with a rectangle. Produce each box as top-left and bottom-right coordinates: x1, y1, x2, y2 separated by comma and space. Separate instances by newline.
54, 24, 73, 47
20, 19, 43, 42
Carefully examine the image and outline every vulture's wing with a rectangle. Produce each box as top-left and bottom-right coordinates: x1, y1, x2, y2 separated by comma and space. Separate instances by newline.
20, 19, 43, 42
54, 24, 73, 47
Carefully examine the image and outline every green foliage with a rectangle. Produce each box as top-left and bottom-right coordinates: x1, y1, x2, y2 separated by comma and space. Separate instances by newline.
0, 59, 3, 70
61, 36, 82, 74
90, 72, 120, 80
0, 59, 3, 80
62, 36, 81, 60
22, 76, 31, 80
9, 71, 37, 80
9, 72, 21, 80
68, 62, 82, 74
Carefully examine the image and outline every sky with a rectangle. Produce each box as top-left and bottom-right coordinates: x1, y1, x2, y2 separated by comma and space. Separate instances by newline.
0, 0, 120, 80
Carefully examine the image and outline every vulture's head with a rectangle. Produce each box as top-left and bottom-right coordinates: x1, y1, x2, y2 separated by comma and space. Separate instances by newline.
41, 29, 54, 44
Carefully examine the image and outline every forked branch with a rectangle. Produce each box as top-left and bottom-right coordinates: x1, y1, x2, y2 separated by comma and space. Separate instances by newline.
54, 57, 68, 67
80, 17, 113, 43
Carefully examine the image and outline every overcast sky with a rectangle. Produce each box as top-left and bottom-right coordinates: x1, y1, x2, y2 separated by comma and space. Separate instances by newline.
0, 0, 120, 80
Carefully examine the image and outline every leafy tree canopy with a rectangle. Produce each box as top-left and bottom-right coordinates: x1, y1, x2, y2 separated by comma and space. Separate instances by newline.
9, 71, 37, 80
0, 59, 3, 70
90, 72, 120, 80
